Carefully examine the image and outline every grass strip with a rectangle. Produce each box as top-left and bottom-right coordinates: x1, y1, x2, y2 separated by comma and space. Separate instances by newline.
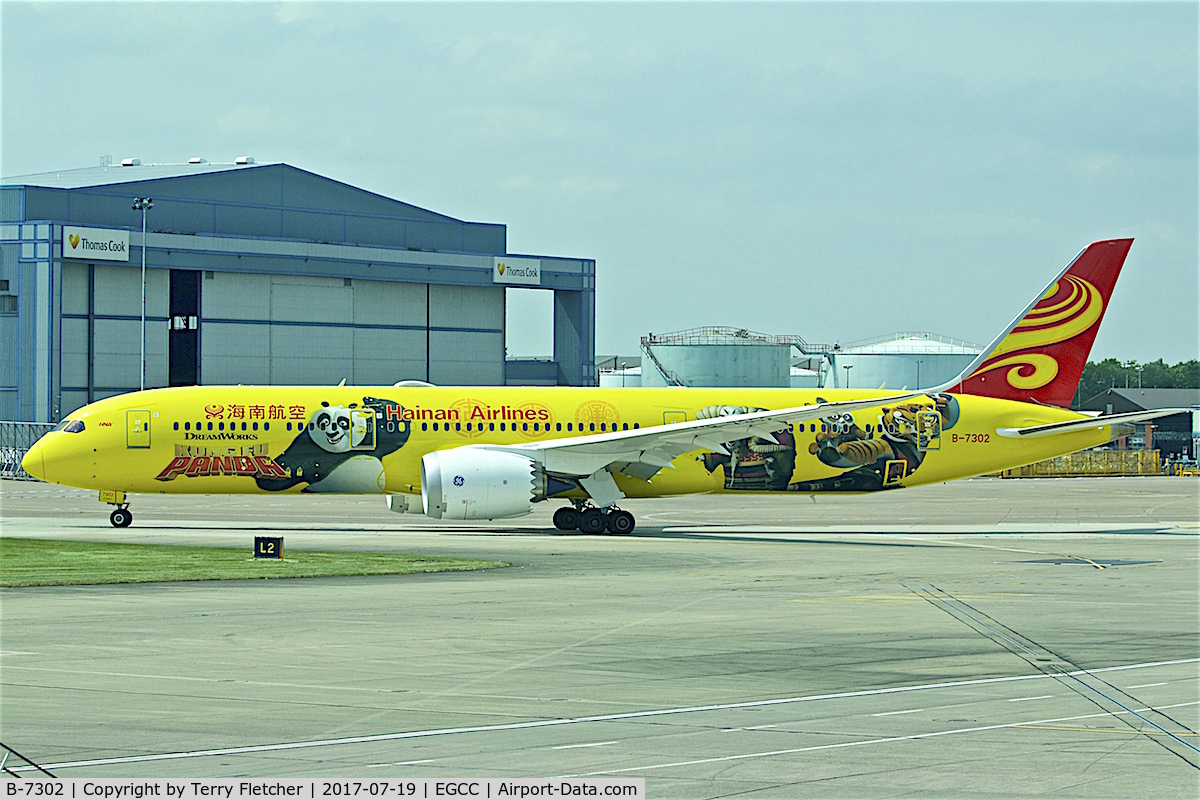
0, 538, 507, 587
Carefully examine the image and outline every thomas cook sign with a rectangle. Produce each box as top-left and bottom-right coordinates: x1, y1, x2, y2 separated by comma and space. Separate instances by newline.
62, 226, 130, 262
493, 257, 541, 286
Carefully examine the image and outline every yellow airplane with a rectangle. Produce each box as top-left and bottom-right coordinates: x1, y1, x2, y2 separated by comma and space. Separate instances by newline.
21, 238, 1183, 532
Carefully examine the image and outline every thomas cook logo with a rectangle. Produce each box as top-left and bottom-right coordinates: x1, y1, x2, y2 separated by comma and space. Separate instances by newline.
969, 275, 1103, 390
68, 233, 80, 249
497, 263, 506, 275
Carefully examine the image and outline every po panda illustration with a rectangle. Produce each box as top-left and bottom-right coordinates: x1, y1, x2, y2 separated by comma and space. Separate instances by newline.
256, 397, 410, 493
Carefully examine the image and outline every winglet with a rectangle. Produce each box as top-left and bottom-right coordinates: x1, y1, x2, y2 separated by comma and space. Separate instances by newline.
939, 239, 1132, 408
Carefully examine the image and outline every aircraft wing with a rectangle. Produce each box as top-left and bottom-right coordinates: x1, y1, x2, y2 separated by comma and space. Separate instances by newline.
483, 392, 923, 484
995, 408, 1192, 439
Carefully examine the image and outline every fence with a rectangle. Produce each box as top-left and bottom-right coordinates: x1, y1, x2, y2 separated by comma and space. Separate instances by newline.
0, 422, 54, 480
999, 449, 1161, 478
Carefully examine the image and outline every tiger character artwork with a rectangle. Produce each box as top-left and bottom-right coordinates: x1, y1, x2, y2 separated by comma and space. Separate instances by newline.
791, 393, 961, 492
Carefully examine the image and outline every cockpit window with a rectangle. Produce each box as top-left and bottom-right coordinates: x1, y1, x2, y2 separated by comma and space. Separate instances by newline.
64, 420, 85, 433
50, 419, 71, 432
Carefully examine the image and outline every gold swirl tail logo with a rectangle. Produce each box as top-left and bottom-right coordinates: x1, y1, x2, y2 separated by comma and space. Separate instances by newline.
969, 275, 1103, 391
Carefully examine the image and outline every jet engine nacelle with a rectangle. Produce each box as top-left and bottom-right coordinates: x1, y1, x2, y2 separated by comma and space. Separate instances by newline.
421, 448, 540, 520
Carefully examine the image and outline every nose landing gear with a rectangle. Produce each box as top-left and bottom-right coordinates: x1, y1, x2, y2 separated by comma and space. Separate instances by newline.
100, 490, 132, 527
552, 502, 636, 534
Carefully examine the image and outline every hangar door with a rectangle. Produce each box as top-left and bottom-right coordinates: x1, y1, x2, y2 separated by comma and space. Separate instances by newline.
169, 270, 200, 386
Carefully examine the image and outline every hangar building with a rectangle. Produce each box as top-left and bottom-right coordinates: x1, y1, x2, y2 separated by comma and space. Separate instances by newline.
1, 160, 596, 422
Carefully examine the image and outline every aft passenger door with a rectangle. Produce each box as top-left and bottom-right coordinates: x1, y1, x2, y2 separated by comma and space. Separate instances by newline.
918, 410, 942, 451
126, 410, 151, 448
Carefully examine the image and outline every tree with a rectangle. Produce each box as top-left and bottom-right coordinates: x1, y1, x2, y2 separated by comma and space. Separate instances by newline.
1074, 359, 1200, 408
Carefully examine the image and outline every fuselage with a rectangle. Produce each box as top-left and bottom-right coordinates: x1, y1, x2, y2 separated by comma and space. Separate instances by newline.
24, 385, 1112, 499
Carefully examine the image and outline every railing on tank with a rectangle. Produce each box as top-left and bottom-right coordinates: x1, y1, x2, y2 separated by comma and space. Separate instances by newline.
641, 326, 838, 354
0, 422, 54, 480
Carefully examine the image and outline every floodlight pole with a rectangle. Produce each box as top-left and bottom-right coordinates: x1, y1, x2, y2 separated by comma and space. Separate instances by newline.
843, 364, 853, 389
132, 197, 153, 390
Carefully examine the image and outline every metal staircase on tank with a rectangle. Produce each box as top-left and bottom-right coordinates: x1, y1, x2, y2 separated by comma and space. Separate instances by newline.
639, 335, 688, 386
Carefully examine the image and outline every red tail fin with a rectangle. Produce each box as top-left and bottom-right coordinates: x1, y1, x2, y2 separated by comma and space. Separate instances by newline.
950, 239, 1132, 408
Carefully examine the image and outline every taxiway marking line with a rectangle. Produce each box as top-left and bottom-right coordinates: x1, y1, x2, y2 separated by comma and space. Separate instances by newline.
1007, 695, 1055, 702
1130, 683, 1168, 689
565, 702, 1200, 777
1011, 725, 1199, 737
14, 658, 1197, 773
722, 725, 778, 732
872, 709, 925, 716
552, 741, 618, 750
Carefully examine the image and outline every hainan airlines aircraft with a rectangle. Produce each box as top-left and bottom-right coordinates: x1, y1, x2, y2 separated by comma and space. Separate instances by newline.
22, 239, 1183, 532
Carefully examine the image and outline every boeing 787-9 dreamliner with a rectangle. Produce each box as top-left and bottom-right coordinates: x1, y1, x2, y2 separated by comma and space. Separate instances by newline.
22, 239, 1184, 532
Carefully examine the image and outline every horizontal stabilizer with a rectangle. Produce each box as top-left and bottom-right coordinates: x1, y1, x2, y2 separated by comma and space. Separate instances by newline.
995, 408, 1191, 439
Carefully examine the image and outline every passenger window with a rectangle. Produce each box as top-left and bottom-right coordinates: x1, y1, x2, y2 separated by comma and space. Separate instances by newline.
242, 422, 248, 431
634, 423, 640, 429
500, 423, 506, 431
253, 422, 259, 431
489, 422, 495, 431
522, 422, 528, 432
433, 422, 439, 431
590, 423, 596, 432
173, 422, 179, 431
556, 422, 562, 432
421, 422, 428, 431
465, 422, 472, 431
455, 422, 461, 431
185, 422, 191, 431
567, 423, 573, 431
264, 422, 269, 431
208, 422, 214, 431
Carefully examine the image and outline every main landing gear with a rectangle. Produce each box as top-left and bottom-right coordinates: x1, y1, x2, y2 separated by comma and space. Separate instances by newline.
553, 501, 636, 535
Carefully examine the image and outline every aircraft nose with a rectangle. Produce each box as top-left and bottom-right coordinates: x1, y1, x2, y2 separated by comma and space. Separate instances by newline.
21, 437, 47, 481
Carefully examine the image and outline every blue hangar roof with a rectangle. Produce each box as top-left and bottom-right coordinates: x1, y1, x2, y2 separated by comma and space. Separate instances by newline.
2, 162, 505, 255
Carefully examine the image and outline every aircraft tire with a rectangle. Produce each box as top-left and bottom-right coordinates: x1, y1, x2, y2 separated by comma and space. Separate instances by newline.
553, 507, 580, 531
110, 508, 132, 528
606, 510, 635, 535
578, 508, 607, 534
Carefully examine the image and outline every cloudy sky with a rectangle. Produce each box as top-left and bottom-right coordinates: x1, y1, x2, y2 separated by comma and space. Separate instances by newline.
3, 1, 1196, 363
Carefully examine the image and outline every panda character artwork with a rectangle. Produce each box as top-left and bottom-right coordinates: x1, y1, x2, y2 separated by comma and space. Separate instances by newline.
256, 397, 410, 493
792, 393, 961, 492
